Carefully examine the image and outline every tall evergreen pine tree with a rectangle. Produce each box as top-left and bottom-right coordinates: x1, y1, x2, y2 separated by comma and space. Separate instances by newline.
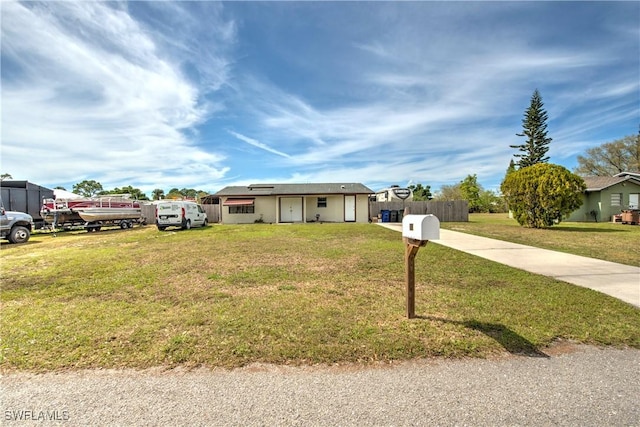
505, 159, 517, 175
510, 89, 552, 168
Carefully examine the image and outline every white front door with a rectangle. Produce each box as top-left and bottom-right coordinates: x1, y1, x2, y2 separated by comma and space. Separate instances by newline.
344, 195, 356, 222
280, 197, 303, 222
629, 194, 639, 209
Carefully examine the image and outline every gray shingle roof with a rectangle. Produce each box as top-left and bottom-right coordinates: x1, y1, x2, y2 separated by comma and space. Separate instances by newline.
214, 183, 374, 197
583, 175, 640, 191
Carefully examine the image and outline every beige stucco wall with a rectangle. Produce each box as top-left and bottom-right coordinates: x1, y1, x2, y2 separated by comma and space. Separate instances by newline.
221, 194, 371, 224
305, 195, 341, 222
221, 196, 277, 224
304, 194, 370, 223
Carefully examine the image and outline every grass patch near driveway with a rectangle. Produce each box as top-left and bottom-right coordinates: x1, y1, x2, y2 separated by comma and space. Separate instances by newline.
442, 213, 640, 266
2, 224, 639, 372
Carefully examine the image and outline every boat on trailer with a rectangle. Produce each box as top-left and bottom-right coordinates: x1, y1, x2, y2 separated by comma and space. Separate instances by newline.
41, 194, 146, 231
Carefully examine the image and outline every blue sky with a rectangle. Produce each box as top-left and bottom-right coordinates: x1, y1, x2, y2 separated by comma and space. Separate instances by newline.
1, 1, 638, 196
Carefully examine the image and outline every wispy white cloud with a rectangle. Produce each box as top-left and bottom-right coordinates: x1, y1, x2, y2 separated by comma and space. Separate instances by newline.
2, 1, 637, 196
228, 130, 291, 158
220, 2, 638, 191
1, 1, 233, 191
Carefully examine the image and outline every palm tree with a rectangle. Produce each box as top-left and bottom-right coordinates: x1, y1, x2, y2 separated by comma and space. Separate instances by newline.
152, 188, 165, 200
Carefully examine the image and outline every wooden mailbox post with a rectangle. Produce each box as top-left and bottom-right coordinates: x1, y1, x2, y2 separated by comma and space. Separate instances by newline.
401, 215, 440, 319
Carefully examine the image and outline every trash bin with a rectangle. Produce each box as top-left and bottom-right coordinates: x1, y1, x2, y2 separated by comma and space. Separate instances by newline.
381, 210, 390, 223
390, 210, 398, 222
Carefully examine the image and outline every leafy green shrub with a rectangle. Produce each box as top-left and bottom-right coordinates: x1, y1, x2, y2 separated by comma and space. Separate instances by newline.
501, 163, 585, 228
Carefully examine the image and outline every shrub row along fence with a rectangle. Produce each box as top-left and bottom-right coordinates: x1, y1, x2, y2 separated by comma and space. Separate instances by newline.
370, 200, 469, 222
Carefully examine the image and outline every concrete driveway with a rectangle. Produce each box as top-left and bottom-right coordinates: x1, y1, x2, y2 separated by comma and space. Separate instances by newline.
378, 223, 640, 308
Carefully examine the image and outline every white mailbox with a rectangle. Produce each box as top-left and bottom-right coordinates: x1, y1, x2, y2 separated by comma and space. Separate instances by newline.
402, 214, 440, 241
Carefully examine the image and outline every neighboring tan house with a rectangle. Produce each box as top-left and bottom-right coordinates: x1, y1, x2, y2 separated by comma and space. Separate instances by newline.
375, 185, 413, 202
566, 172, 640, 222
213, 183, 374, 224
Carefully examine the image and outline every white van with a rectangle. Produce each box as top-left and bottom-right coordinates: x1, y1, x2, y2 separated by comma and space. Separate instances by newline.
155, 201, 208, 231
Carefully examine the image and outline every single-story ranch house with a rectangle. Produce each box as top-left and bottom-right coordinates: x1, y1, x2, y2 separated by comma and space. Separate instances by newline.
213, 183, 374, 224
566, 172, 640, 222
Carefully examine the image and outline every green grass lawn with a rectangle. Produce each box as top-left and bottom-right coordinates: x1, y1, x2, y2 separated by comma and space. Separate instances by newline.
442, 213, 640, 266
1, 223, 639, 372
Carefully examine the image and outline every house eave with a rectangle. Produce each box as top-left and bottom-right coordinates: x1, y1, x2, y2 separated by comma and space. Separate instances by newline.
213, 183, 374, 197
583, 176, 640, 192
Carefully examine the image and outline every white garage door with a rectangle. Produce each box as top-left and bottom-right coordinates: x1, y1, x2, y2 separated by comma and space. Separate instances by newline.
280, 197, 303, 223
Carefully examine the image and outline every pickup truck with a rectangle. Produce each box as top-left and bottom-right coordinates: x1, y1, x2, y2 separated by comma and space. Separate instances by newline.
0, 206, 34, 243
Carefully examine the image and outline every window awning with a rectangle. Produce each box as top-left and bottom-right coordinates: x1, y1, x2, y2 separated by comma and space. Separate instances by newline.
223, 198, 255, 206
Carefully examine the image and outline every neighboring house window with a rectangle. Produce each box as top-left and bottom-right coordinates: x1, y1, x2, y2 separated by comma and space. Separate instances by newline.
317, 197, 327, 208
611, 193, 622, 206
229, 206, 254, 214
629, 194, 639, 209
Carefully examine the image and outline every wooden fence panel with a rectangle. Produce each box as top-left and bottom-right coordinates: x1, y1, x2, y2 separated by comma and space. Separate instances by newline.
141, 204, 156, 224
369, 200, 468, 222
202, 204, 220, 223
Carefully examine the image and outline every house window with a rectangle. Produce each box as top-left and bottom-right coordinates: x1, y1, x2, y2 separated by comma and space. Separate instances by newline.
229, 205, 255, 214
629, 194, 639, 209
611, 193, 622, 206
317, 197, 327, 208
